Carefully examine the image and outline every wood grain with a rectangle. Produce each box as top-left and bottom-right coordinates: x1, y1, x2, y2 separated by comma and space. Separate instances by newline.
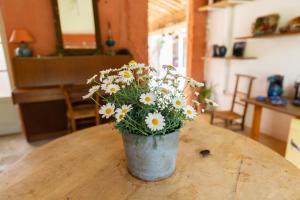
245, 98, 300, 118
251, 105, 262, 141
12, 55, 133, 88
0, 120, 299, 199
235, 31, 300, 40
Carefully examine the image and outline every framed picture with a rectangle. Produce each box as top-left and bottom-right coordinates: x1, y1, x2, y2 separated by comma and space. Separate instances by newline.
252, 14, 280, 36
280, 16, 300, 33
233, 42, 246, 57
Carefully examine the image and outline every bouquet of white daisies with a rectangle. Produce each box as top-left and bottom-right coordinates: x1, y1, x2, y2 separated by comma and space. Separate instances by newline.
83, 61, 205, 136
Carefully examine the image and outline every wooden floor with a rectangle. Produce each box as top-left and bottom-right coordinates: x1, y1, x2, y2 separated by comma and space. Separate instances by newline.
0, 134, 49, 174
0, 115, 286, 174
198, 114, 286, 156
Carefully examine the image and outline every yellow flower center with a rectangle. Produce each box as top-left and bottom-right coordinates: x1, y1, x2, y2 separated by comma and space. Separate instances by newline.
152, 118, 159, 126
105, 108, 112, 115
187, 110, 192, 115
119, 114, 124, 119
122, 108, 128, 113
176, 100, 181, 106
145, 97, 151, 102
129, 60, 137, 65
124, 71, 131, 79
110, 88, 116, 92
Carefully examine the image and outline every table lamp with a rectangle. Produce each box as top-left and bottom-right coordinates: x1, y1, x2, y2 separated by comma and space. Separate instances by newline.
9, 29, 33, 57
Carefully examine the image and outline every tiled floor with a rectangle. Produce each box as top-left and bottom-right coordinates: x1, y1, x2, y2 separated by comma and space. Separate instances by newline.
0, 115, 286, 174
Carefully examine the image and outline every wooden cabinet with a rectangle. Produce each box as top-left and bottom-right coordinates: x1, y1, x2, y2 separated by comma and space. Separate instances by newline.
12, 55, 132, 141
285, 118, 300, 169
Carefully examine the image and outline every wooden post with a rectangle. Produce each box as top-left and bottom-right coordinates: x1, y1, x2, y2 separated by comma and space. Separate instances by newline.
186, 0, 207, 104
187, 0, 207, 82
251, 105, 262, 141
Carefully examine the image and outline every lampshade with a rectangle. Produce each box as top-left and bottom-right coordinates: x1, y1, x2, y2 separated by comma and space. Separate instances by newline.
9, 29, 33, 43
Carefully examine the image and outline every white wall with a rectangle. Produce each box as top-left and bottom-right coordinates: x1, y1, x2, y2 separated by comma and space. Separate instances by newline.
0, 12, 20, 135
0, 97, 20, 135
205, 0, 300, 141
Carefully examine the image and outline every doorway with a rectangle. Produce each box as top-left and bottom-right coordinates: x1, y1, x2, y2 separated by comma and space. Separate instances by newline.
147, 0, 188, 85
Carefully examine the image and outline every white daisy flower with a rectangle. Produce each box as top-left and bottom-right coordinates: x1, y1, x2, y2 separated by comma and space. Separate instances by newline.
105, 84, 120, 95
82, 85, 100, 99
172, 97, 186, 109
128, 60, 137, 69
100, 69, 112, 75
101, 83, 109, 91
121, 64, 129, 70
195, 91, 200, 96
145, 112, 166, 131
160, 87, 169, 94
115, 110, 126, 123
163, 65, 175, 71
117, 104, 132, 114
99, 103, 115, 119
119, 70, 134, 84
184, 105, 197, 119
101, 77, 114, 91
190, 79, 205, 88
205, 99, 219, 107
99, 73, 105, 82
136, 63, 145, 74
86, 74, 97, 84
140, 93, 156, 105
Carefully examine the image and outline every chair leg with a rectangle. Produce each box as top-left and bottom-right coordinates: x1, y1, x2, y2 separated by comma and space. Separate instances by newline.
95, 113, 100, 125
225, 120, 229, 128
67, 119, 71, 133
71, 118, 76, 132
241, 122, 245, 131
210, 113, 214, 125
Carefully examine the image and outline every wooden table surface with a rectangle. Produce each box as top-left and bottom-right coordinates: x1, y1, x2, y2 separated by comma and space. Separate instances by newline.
0, 120, 300, 200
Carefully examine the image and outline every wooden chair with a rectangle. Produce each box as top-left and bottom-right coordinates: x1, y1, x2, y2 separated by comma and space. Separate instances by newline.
61, 84, 100, 132
210, 74, 256, 131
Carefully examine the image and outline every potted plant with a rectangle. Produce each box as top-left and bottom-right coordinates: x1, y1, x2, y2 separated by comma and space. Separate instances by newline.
194, 83, 216, 113
83, 61, 205, 181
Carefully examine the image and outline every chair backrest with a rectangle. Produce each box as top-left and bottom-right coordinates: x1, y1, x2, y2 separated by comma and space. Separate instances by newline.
60, 84, 99, 113
231, 74, 256, 119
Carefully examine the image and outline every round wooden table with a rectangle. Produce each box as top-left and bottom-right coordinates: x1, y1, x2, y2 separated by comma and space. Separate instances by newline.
1, 120, 300, 200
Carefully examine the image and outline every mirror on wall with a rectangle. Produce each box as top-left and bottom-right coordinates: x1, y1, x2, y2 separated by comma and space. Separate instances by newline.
52, 0, 102, 55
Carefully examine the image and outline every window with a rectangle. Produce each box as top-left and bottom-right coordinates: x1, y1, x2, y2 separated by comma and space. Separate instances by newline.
0, 36, 11, 97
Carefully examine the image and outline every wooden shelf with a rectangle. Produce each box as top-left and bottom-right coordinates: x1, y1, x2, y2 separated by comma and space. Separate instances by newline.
202, 56, 257, 61
198, 0, 253, 12
235, 31, 300, 40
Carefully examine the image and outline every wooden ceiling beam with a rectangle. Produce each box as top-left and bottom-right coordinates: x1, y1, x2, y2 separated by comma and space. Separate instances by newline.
148, 3, 171, 15
149, 10, 186, 32
164, 0, 185, 8
151, 0, 181, 11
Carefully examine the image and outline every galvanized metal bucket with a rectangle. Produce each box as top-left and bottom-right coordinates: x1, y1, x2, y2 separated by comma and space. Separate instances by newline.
122, 130, 179, 181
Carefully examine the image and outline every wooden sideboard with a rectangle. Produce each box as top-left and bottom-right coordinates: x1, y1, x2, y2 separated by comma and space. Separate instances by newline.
12, 55, 132, 141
